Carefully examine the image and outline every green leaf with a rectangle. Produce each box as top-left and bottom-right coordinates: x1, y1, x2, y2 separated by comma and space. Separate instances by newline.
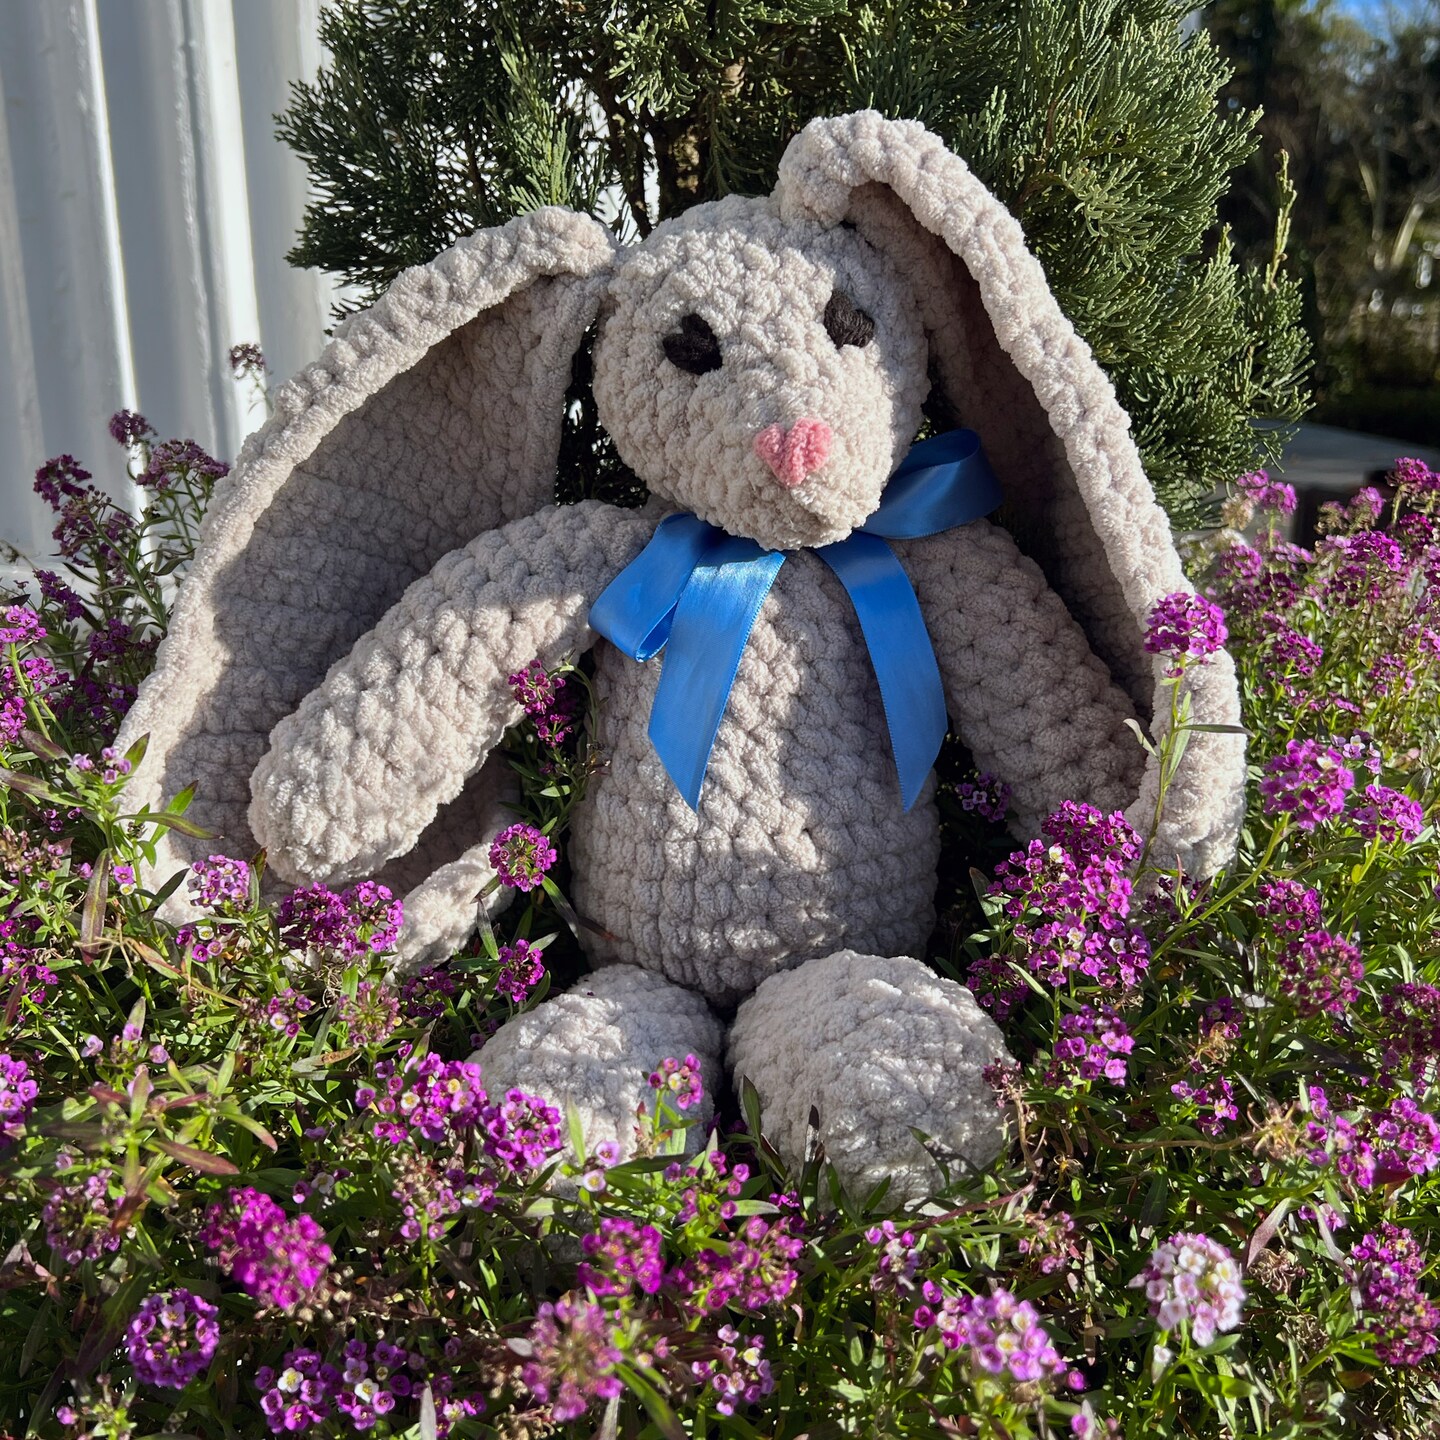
0, 766, 65, 803
79, 850, 111, 953
150, 1139, 239, 1176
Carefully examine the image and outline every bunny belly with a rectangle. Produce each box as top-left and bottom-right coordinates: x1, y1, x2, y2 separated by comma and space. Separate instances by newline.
570, 551, 940, 1008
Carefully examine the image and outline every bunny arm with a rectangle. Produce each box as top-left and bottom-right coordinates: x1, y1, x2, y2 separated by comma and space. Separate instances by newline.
897, 520, 1145, 836
249, 500, 655, 886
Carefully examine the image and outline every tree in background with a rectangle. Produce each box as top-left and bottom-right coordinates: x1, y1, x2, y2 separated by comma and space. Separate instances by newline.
1206, 0, 1439, 441
277, 0, 1309, 525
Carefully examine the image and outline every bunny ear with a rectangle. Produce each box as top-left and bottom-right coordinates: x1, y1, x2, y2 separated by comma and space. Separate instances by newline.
775, 112, 1245, 880
120, 207, 617, 908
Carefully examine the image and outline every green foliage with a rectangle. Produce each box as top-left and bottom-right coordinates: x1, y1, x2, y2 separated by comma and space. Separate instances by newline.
277, 0, 1310, 527
1205, 0, 1440, 430
8, 407, 1440, 1433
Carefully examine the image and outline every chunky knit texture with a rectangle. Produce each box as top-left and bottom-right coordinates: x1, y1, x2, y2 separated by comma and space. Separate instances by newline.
119, 111, 1248, 1197
478, 965, 726, 1165
729, 952, 1013, 1203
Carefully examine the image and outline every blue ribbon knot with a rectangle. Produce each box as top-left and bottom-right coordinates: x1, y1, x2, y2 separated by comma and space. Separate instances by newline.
588, 429, 1002, 811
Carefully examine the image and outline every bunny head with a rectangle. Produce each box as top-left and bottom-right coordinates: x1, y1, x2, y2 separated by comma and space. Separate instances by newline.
593, 196, 928, 551
118, 110, 1246, 964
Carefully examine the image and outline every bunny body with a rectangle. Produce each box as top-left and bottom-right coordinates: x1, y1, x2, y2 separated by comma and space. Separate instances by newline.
123, 113, 1247, 1204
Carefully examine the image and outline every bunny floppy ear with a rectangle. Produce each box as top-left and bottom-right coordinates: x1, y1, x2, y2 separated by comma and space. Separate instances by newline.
775, 112, 1245, 880
119, 208, 617, 948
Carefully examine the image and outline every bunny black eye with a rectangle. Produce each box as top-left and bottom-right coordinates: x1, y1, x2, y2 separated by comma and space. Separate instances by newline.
662, 313, 723, 376
824, 288, 875, 349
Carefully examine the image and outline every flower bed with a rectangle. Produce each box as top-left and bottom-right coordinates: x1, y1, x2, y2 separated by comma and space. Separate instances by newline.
4, 422, 1440, 1436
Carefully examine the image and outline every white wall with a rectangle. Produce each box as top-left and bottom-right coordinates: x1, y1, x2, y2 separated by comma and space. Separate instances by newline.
0, 0, 338, 574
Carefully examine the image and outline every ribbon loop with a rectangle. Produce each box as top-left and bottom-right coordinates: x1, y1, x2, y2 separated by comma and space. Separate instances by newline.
588, 429, 1001, 810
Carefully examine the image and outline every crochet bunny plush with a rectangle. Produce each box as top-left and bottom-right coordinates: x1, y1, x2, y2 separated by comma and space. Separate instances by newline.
119, 112, 1245, 1203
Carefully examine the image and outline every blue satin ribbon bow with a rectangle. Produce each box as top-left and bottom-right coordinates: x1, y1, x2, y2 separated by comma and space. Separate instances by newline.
588, 428, 1002, 811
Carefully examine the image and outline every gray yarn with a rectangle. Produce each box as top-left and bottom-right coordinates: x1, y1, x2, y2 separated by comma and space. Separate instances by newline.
118, 112, 1247, 1200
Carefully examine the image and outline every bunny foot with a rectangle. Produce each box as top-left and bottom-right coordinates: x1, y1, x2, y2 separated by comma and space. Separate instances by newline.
476, 965, 724, 1168
728, 951, 1012, 1206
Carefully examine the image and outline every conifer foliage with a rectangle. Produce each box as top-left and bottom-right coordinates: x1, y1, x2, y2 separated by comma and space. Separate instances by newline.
278, 0, 1310, 524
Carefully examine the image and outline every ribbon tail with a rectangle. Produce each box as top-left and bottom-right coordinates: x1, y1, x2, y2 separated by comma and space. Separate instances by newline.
649, 546, 787, 809
818, 533, 948, 811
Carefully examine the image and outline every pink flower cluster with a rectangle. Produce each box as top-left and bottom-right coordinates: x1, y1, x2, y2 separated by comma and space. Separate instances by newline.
125, 1288, 219, 1390
520, 1293, 623, 1422
276, 879, 403, 957
865, 1219, 924, 1293
1017, 1208, 1081, 1276
488, 823, 558, 891
693, 1326, 775, 1415
1274, 930, 1364, 1018
43, 1171, 123, 1265
186, 854, 251, 911
954, 770, 1011, 823
974, 804, 1149, 1016
1236, 468, 1298, 516
1128, 1232, 1245, 1346
1259, 739, 1355, 829
913, 1283, 1081, 1392
1170, 1073, 1239, 1136
495, 939, 545, 1003
649, 1053, 704, 1111
1393, 456, 1440, 495
256, 1341, 482, 1437
397, 963, 457, 1022
508, 658, 581, 747
0, 1052, 37, 1150
1047, 1004, 1135, 1088
358, 1054, 487, 1144
1349, 1223, 1440, 1366
1378, 983, 1440, 1087
257, 1348, 340, 1433
1143, 591, 1229, 676
200, 1187, 333, 1311
356, 1054, 563, 1174
684, 1209, 806, 1311
578, 1217, 665, 1296
265, 986, 316, 1039
1306, 1088, 1440, 1190
1350, 783, 1425, 844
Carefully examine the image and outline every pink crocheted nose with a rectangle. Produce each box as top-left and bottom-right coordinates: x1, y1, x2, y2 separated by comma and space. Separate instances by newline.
753, 418, 832, 489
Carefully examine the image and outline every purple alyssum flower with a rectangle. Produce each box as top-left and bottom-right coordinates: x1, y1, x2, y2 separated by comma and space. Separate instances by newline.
1047, 1005, 1135, 1089
489, 824, 558, 891
1274, 929, 1364, 1018
1259, 739, 1355, 829
519, 1292, 624, 1422
1129, 1233, 1245, 1347
201, 1187, 332, 1311
1350, 783, 1425, 844
187, 854, 251, 911
43, 1171, 124, 1265
865, 1219, 924, 1292
1237, 469, 1298, 516
125, 1288, 219, 1390
954, 770, 1011, 823
913, 1283, 1081, 1392
1144, 591, 1229, 676
108, 410, 155, 447
495, 939, 545, 1003
1349, 1223, 1440, 1366
276, 879, 402, 956
0, 1052, 38, 1150
256, 1349, 341, 1434
649, 1054, 704, 1111
692, 1326, 775, 1415
578, 1217, 665, 1297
